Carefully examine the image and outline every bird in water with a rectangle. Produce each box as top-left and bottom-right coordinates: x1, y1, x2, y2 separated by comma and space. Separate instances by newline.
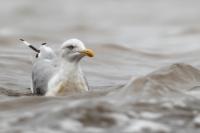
20, 39, 95, 96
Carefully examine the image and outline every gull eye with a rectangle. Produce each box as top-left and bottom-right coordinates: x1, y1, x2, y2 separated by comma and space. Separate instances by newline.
67, 45, 74, 50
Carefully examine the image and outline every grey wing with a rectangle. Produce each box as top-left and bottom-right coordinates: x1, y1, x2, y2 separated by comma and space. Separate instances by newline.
31, 59, 56, 95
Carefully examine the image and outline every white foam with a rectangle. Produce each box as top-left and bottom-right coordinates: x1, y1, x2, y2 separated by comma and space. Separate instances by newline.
193, 115, 200, 127
140, 112, 162, 120
124, 120, 171, 133
60, 119, 82, 132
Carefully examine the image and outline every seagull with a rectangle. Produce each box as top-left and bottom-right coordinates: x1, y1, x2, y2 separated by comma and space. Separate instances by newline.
21, 39, 95, 96
20, 39, 57, 94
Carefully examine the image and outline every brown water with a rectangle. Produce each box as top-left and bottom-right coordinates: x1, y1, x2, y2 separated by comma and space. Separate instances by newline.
1, 0, 200, 132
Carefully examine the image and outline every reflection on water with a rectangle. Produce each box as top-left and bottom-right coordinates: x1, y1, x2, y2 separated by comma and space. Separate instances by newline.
1, 0, 200, 132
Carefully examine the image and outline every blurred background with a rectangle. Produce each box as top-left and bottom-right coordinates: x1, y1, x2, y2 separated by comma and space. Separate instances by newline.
1, 0, 200, 49
1, 0, 200, 90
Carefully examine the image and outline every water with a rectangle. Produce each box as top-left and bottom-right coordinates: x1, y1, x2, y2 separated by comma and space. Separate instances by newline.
1, 0, 200, 132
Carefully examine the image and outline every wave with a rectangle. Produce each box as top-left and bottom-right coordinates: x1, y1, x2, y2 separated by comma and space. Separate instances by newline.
120, 63, 200, 99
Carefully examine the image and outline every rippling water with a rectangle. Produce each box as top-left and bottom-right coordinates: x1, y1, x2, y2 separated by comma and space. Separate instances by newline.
1, 0, 200, 132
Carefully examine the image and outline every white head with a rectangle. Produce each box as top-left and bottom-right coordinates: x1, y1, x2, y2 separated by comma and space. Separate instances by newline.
38, 44, 56, 60
61, 39, 95, 62
19, 39, 56, 60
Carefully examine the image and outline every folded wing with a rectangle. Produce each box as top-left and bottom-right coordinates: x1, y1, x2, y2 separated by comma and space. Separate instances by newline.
31, 45, 57, 95
32, 59, 57, 95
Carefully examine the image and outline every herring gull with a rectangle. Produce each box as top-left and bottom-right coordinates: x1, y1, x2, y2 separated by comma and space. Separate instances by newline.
20, 39, 57, 94
21, 39, 94, 96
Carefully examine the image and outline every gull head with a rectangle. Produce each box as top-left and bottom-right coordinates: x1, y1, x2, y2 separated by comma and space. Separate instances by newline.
38, 44, 56, 59
61, 39, 95, 62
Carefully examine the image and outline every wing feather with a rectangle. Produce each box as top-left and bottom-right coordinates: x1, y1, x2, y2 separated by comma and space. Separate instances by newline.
32, 59, 56, 95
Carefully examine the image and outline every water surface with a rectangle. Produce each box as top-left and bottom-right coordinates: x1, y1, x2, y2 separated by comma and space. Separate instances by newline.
1, 0, 200, 132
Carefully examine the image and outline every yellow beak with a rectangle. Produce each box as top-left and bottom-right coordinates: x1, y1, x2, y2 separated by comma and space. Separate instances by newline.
79, 48, 95, 57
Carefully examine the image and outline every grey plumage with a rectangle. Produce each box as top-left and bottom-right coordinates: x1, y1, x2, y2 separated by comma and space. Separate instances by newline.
31, 44, 57, 95
32, 59, 56, 95
20, 39, 57, 95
